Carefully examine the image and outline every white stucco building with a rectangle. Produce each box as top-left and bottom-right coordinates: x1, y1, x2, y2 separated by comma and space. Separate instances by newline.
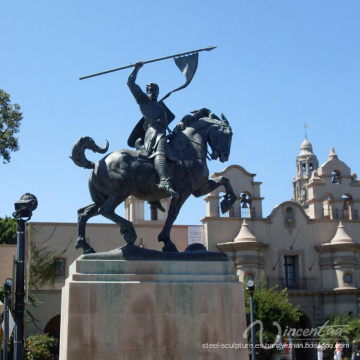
1, 136, 359, 358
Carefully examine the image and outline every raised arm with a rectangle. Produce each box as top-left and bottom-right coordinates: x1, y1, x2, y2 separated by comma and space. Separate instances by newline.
127, 61, 146, 103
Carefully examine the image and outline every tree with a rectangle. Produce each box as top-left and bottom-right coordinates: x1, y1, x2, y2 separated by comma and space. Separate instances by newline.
0, 89, 23, 163
0, 216, 17, 244
318, 313, 360, 359
244, 274, 302, 357
28, 225, 71, 289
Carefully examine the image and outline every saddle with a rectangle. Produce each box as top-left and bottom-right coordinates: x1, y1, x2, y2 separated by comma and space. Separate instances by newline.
135, 138, 178, 162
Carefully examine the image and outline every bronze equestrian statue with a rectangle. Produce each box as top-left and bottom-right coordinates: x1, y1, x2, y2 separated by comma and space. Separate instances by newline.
71, 109, 235, 254
72, 53, 236, 254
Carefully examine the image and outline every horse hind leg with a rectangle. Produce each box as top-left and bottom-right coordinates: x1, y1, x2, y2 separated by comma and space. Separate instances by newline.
98, 193, 137, 246
76, 203, 100, 254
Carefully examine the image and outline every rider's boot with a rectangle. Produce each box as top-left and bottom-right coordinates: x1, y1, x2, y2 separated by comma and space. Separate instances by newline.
154, 154, 179, 199
158, 177, 179, 199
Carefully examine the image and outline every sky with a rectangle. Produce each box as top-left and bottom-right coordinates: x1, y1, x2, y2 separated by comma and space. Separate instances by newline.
1, 1, 360, 227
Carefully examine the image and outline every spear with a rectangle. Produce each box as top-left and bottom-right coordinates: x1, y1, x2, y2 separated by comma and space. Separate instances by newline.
79, 46, 216, 80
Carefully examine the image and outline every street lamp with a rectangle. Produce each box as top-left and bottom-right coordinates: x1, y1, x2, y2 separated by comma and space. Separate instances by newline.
12, 193, 37, 360
247, 279, 256, 360
3, 278, 13, 360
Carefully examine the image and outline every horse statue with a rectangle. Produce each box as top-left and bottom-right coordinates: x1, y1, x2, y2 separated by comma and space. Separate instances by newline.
70, 110, 236, 254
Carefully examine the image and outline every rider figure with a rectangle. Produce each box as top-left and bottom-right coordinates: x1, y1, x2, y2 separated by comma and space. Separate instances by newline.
127, 61, 179, 199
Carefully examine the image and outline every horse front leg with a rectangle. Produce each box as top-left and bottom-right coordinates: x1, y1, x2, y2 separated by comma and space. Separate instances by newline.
159, 194, 190, 252
193, 176, 236, 214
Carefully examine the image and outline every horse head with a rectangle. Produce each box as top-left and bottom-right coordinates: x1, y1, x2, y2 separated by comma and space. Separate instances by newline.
207, 113, 232, 163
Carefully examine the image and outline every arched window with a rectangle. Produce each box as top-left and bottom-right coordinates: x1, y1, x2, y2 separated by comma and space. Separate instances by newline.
219, 192, 229, 217
302, 163, 306, 176
323, 193, 336, 219
286, 207, 295, 222
332, 170, 341, 184
342, 194, 353, 220
240, 193, 251, 218
284, 206, 296, 229
299, 186, 307, 201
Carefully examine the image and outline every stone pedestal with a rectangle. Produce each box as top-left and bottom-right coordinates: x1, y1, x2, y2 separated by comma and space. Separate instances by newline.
60, 259, 248, 360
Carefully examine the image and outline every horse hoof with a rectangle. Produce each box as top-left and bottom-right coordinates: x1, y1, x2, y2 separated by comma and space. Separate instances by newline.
121, 227, 137, 245
162, 242, 179, 253
83, 247, 96, 254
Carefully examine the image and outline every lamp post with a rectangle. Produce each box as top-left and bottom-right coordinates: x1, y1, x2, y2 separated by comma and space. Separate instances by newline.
247, 279, 256, 360
3, 278, 13, 360
12, 193, 37, 360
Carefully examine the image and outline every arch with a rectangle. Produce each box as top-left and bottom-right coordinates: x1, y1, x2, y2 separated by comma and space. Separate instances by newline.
219, 192, 229, 217
323, 193, 335, 219
44, 314, 61, 343
331, 170, 341, 184
302, 163, 306, 176
342, 194, 354, 220
302, 186, 307, 200
240, 192, 252, 218
245, 272, 255, 282
285, 206, 295, 224
293, 311, 316, 359
268, 201, 309, 220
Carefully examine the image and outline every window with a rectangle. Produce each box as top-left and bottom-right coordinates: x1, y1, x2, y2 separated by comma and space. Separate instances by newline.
240, 193, 251, 218
332, 170, 341, 184
219, 192, 228, 217
284, 256, 298, 289
323, 193, 334, 219
55, 258, 66, 276
285, 207, 296, 229
342, 194, 353, 220
344, 273, 353, 285
285, 207, 295, 223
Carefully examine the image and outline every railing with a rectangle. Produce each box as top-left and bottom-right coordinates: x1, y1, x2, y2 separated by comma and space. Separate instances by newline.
323, 209, 358, 220
267, 277, 318, 290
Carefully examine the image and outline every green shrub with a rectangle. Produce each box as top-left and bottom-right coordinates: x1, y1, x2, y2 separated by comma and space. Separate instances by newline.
25, 333, 58, 360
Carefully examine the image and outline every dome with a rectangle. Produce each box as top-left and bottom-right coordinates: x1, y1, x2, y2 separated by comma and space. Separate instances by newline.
298, 138, 315, 158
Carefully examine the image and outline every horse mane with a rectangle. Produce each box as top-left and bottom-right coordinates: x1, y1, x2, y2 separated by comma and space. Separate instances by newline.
182, 108, 228, 128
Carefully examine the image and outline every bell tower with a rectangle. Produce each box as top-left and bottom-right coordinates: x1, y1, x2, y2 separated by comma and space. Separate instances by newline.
293, 135, 319, 208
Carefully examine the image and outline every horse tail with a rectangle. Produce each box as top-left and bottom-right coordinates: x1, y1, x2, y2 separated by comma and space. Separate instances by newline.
70, 136, 109, 169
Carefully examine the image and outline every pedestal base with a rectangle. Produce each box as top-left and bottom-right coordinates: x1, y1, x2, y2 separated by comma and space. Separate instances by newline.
60, 259, 248, 359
